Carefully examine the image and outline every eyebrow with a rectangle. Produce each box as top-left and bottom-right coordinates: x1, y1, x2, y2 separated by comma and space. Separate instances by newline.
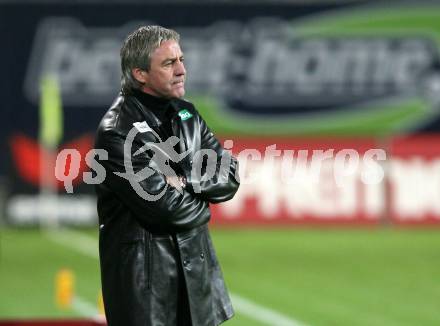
161, 55, 184, 65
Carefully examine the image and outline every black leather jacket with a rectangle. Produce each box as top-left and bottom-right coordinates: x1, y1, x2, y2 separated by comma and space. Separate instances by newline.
95, 92, 240, 326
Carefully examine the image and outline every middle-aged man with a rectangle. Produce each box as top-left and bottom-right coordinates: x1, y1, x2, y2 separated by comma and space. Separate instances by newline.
95, 25, 240, 326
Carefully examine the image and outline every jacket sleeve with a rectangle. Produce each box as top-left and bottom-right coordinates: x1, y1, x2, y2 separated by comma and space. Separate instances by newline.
184, 114, 240, 204
96, 128, 210, 232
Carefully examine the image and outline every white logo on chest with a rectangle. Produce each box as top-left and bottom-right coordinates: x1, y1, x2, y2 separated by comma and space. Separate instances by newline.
133, 121, 153, 133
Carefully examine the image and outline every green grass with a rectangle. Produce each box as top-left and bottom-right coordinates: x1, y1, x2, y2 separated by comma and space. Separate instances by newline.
0, 229, 100, 318
1, 227, 440, 325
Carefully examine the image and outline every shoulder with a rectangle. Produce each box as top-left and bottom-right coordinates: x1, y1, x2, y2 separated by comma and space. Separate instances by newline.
95, 94, 140, 146
98, 96, 124, 130
98, 93, 146, 133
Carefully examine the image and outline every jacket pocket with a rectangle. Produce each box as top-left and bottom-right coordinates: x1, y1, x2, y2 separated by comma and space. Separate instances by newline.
119, 234, 150, 295
119, 218, 145, 244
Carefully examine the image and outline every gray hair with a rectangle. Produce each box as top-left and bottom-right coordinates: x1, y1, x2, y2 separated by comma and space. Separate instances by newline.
120, 25, 180, 94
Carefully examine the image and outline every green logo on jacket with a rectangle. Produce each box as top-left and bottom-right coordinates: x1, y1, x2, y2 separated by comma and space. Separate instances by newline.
178, 109, 193, 121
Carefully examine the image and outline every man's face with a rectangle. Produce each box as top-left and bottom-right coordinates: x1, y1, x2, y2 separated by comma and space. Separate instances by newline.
139, 40, 186, 99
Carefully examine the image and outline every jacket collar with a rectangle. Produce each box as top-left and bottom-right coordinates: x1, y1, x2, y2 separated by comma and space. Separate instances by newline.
132, 89, 180, 126
133, 89, 172, 109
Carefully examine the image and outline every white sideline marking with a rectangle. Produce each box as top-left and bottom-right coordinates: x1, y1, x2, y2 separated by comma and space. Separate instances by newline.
72, 296, 106, 323
46, 229, 307, 326
72, 296, 99, 316
230, 294, 307, 326
45, 228, 99, 259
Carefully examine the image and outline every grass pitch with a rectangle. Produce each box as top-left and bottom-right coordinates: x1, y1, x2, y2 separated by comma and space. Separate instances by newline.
1, 227, 439, 326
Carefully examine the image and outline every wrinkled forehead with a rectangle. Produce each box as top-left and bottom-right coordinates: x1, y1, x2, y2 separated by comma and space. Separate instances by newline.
152, 40, 183, 60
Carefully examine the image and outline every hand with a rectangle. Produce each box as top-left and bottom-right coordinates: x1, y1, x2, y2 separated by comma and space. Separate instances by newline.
166, 175, 186, 191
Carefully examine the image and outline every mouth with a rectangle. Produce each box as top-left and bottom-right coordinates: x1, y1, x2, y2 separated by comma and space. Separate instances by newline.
173, 80, 184, 87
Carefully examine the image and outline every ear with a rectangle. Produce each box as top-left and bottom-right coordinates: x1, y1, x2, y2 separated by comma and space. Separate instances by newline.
132, 68, 148, 84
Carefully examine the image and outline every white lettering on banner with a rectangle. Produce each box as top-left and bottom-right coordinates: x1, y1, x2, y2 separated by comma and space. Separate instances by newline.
389, 159, 440, 220
236, 149, 262, 185
363, 178, 385, 218
362, 149, 387, 184
280, 149, 309, 184
254, 158, 279, 218
220, 160, 260, 219
283, 160, 358, 218
219, 155, 385, 221
7, 195, 97, 225
25, 18, 439, 107
333, 149, 359, 187
40, 38, 120, 95
310, 149, 334, 184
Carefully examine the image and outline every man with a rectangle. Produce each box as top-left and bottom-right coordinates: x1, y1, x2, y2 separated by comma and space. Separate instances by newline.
95, 25, 240, 326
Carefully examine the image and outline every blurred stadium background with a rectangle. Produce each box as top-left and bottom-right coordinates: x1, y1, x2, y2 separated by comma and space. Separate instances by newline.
1, 0, 440, 325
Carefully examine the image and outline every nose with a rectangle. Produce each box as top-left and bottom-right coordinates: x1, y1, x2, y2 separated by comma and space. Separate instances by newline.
175, 59, 186, 77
